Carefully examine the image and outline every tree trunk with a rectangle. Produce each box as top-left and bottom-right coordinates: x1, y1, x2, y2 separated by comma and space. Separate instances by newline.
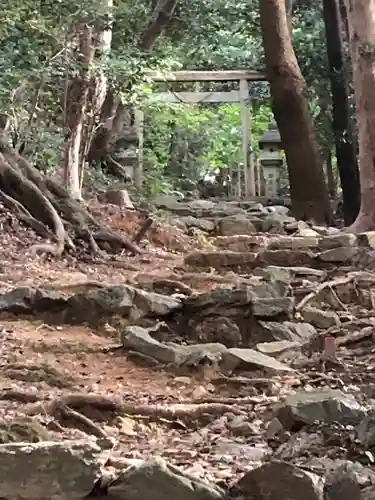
64, 24, 95, 200
344, 0, 375, 232
64, 0, 113, 198
259, 0, 332, 224
322, 0, 360, 226
86, 0, 180, 178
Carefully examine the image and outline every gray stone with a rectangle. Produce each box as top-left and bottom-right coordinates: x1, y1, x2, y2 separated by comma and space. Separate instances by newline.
317, 246, 360, 262
220, 348, 294, 373
324, 462, 362, 500
300, 306, 340, 329
0, 440, 101, 500
216, 213, 256, 236
252, 297, 295, 318
237, 460, 323, 500
257, 249, 316, 268
261, 213, 295, 233
357, 231, 375, 249
106, 456, 224, 500
274, 390, 365, 430
265, 205, 290, 216
179, 216, 215, 232
184, 251, 257, 269
318, 233, 358, 250
268, 236, 320, 250
258, 321, 317, 343
356, 408, 375, 447
256, 340, 301, 357
121, 326, 185, 365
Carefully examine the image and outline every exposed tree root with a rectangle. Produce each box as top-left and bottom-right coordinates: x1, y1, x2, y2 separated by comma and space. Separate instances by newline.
23, 392, 246, 425
0, 136, 143, 257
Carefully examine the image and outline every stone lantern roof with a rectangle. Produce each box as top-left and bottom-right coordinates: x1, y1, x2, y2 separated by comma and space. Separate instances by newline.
259, 121, 282, 150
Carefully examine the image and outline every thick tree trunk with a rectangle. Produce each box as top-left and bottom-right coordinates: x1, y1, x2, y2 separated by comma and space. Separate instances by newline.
259, 0, 332, 224
323, 0, 360, 226
344, 0, 375, 232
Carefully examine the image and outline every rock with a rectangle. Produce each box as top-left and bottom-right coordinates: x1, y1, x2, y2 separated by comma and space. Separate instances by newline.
265, 205, 290, 215
284, 220, 310, 233
180, 216, 215, 232
121, 326, 185, 364
356, 408, 375, 447
317, 247, 360, 262
358, 231, 375, 249
300, 306, 340, 329
106, 456, 225, 500
318, 233, 358, 250
312, 226, 340, 236
268, 236, 319, 250
0, 285, 181, 325
256, 340, 301, 357
122, 326, 228, 367
216, 213, 256, 236
256, 249, 316, 268
297, 228, 321, 237
188, 200, 217, 211
274, 390, 366, 430
191, 316, 242, 347
0, 440, 101, 500
220, 347, 294, 373
261, 213, 294, 233
253, 266, 292, 298
153, 195, 183, 210
214, 235, 269, 252
184, 251, 257, 270
179, 343, 228, 368
98, 188, 134, 209
252, 297, 295, 318
237, 460, 323, 500
258, 321, 317, 343
324, 462, 362, 500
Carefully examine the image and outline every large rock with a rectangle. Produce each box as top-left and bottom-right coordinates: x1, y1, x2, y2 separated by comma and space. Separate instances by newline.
106, 457, 224, 500
256, 250, 316, 268
252, 297, 295, 318
179, 216, 215, 232
0, 285, 181, 324
317, 247, 360, 262
214, 235, 269, 252
237, 460, 323, 500
220, 347, 294, 373
184, 251, 257, 270
318, 233, 358, 250
122, 326, 228, 366
216, 213, 256, 236
324, 462, 364, 500
268, 236, 320, 250
274, 390, 366, 430
258, 321, 317, 343
0, 440, 101, 500
300, 306, 340, 329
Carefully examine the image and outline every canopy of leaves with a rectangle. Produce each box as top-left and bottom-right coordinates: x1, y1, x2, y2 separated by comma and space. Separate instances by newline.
0, 0, 335, 190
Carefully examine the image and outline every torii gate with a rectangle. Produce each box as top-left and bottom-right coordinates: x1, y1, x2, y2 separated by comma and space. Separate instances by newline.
134, 69, 267, 197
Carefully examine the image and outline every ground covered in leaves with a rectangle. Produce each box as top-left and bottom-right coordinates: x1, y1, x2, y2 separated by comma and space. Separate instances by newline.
2, 195, 375, 500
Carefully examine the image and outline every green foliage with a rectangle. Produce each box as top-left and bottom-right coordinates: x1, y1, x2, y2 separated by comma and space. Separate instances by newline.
143, 101, 273, 193
0, 0, 338, 195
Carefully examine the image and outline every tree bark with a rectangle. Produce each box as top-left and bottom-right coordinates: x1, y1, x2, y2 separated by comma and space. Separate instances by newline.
344, 0, 375, 232
86, 0, 181, 175
322, 0, 360, 226
64, 24, 95, 200
259, 0, 332, 224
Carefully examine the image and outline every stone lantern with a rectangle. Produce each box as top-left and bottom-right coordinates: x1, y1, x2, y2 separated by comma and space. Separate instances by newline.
258, 121, 283, 198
